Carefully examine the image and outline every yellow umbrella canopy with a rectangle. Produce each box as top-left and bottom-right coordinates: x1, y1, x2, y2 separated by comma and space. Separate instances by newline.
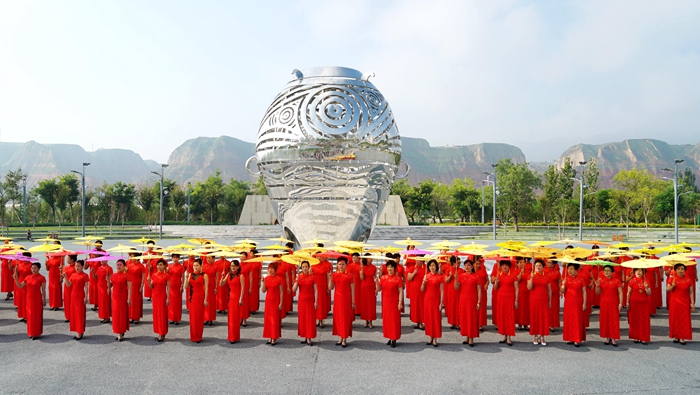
456, 248, 490, 256
631, 248, 658, 255
481, 249, 519, 258
232, 243, 257, 249
639, 241, 668, 247
130, 237, 155, 244
132, 243, 165, 250
660, 255, 697, 266
579, 240, 612, 247
527, 240, 559, 247
610, 242, 638, 249
558, 238, 580, 245
261, 243, 289, 250
0, 236, 14, 241
75, 235, 104, 241
430, 240, 461, 248
34, 236, 59, 242
257, 250, 290, 256
281, 253, 320, 266
656, 245, 689, 253
495, 240, 527, 251
188, 238, 215, 245
72, 241, 95, 247
211, 251, 242, 258
366, 246, 403, 254
107, 244, 139, 253
394, 237, 424, 246
559, 247, 592, 259
245, 256, 279, 263
235, 238, 258, 245
296, 247, 328, 254
28, 244, 62, 253
269, 237, 293, 244
301, 239, 330, 245
621, 258, 667, 269
166, 243, 197, 251
671, 242, 700, 248
459, 242, 489, 250
168, 249, 202, 257
334, 240, 373, 248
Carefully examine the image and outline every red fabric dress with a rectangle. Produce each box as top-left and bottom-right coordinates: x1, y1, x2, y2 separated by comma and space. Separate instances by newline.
544, 265, 561, 329
15, 262, 32, 319
407, 265, 426, 324
126, 260, 145, 321
1, 257, 13, 293
227, 273, 243, 342
347, 262, 362, 315
202, 262, 218, 322
445, 267, 464, 327
379, 274, 402, 341
296, 273, 317, 339
240, 262, 252, 320
332, 272, 354, 338
249, 260, 262, 313
360, 265, 377, 321
475, 266, 488, 328
598, 277, 621, 340
168, 262, 184, 322
45, 256, 63, 309
457, 272, 480, 338
423, 273, 444, 339
88, 260, 100, 305
96, 264, 113, 320
110, 272, 130, 335
490, 265, 500, 327
495, 272, 516, 336
515, 266, 531, 327
668, 276, 693, 340
313, 262, 329, 320
322, 260, 333, 314
627, 276, 651, 342
563, 276, 586, 343
24, 273, 46, 338
62, 264, 76, 321
263, 275, 283, 340
142, 254, 158, 299
187, 273, 205, 342
216, 258, 230, 311
151, 272, 169, 337
69, 272, 89, 335
529, 273, 550, 336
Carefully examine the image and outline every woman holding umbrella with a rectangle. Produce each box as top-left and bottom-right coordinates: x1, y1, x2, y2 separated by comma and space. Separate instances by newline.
494, 259, 518, 346
110, 259, 131, 341
96, 259, 113, 324
406, 255, 426, 330
377, 260, 403, 347
292, 259, 317, 346
627, 267, 652, 344
13, 261, 46, 339
421, 259, 444, 347
543, 260, 561, 332
527, 260, 551, 345
562, 263, 586, 347
66, 260, 90, 340
454, 258, 480, 346
147, 258, 170, 342
595, 264, 622, 346
168, 253, 185, 325
359, 254, 378, 328
220, 260, 244, 344
667, 263, 695, 345
262, 261, 284, 346
126, 252, 145, 324
330, 256, 354, 347
183, 259, 208, 343
44, 251, 63, 311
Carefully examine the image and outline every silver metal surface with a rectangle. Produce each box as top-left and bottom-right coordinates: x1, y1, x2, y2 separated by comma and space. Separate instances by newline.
248, 66, 407, 245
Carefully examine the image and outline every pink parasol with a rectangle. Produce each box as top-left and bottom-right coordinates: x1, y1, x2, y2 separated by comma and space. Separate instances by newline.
7, 253, 39, 263
75, 249, 108, 256
399, 249, 432, 255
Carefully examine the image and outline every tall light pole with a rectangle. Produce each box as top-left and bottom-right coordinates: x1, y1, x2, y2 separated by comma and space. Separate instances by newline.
22, 175, 27, 225
662, 159, 685, 243
186, 181, 192, 223
151, 164, 168, 239
577, 161, 587, 241
482, 171, 490, 225
70, 162, 90, 237
491, 164, 497, 240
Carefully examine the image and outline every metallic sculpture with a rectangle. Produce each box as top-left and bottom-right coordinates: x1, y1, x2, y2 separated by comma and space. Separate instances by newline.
247, 66, 409, 246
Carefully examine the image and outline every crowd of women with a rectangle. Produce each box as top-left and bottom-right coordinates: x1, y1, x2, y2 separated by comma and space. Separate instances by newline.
1, 237, 697, 348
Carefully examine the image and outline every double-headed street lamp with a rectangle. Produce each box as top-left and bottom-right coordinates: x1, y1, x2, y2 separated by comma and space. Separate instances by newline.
661, 159, 685, 243
151, 164, 169, 239
70, 162, 91, 237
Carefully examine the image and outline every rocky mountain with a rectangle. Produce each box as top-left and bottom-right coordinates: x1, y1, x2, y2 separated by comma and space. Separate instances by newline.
166, 136, 255, 185
555, 139, 700, 188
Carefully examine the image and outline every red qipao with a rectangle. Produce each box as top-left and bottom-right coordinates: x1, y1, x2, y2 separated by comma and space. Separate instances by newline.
515, 266, 531, 327
151, 272, 169, 337
96, 265, 113, 320
88, 260, 100, 305
263, 275, 283, 340
495, 272, 517, 336
216, 258, 230, 311
296, 273, 317, 339
423, 273, 444, 339
168, 262, 184, 322
490, 265, 500, 327
110, 272, 130, 335
627, 276, 651, 342
62, 265, 76, 321
598, 277, 621, 340
332, 272, 354, 339
457, 272, 480, 339
475, 267, 488, 328
562, 276, 586, 343
126, 260, 145, 321
347, 262, 362, 316
15, 262, 32, 319
249, 260, 263, 313
407, 265, 426, 324
544, 266, 561, 329
313, 263, 330, 320
202, 262, 218, 322
668, 276, 694, 340
45, 256, 63, 309
379, 274, 402, 341
24, 273, 46, 338
68, 272, 89, 335
1, 257, 13, 293
187, 274, 205, 342
360, 264, 377, 321
240, 262, 252, 320
445, 267, 464, 327
227, 273, 243, 342
529, 273, 550, 336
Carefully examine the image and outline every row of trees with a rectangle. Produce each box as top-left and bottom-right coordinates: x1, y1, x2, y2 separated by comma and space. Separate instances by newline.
391, 158, 700, 232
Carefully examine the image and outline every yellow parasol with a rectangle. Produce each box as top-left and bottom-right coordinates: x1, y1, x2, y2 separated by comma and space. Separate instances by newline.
558, 238, 580, 245
188, 238, 215, 245
621, 258, 667, 269
0, 236, 14, 241
75, 235, 104, 241
211, 251, 242, 259
659, 255, 697, 266
579, 240, 612, 247
261, 243, 290, 250
394, 237, 423, 246
72, 241, 95, 247
245, 256, 279, 263
459, 242, 489, 250
257, 250, 290, 256
301, 239, 330, 245
495, 240, 527, 251
166, 243, 197, 251
527, 240, 559, 247
334, 241, 374, 248
35, 236, 59, 243
366, 246, 402, 254
610, 242, 638, 249
107, 244, 139, 253
269, 237, 293, 244
296, 247, 328, 254
430, 240, 461, 249
232, 243, 257, 249
671, 242, 700, 248
281, 253, 320, 266
168, 249, 202, 257
28, 244, 62, 253
235, 238, 258, 245
130, 237, 155, 244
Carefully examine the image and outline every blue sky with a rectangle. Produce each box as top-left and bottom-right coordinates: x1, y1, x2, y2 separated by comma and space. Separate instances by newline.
1, 0, 699, 163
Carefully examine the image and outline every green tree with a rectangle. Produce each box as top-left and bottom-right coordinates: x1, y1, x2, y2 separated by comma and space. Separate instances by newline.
5, 169, 26, 223
58, 174, 80, 224
448, 178, 480, 222
223, 179, 251, 223
112, 182, 136, 227
192, 170, 225, 223
136, 184, 157, 226
252, 176, 267, 196
35, 178, 60, 222
494, 158, 542, 231
169, 184, 187, 222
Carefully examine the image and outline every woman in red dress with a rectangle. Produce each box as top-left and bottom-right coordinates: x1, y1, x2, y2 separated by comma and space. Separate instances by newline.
406, 258, 426, 330
45, 254, 63, 311
595, 264, 622, 346
96, 260, 113, 324
220, 260, 244, 344
494, 260, 518, 346
347, 253, 362, 316
515, 258, 531, 331
202, 255, 218, 326
627, 268, 652, 344
359, 255, 378, 328
474, 257, 489, 330
62, 255, 77, 323
562, 263, 587, 347
13, 261, 46, 339
330, 256, 354, 347
14, 257, 32, 321
184, 259, 208, 343
126, 253, 145, 324
421, 259, 444, 347
248, 252, 263, 314
543, 260, 561, 332
110, 259, 131, 341
1, 253, 14, 301
527, 260, 551, 345
262, 261, 284, 345
239, 259, 252, 326
148, 259, 170, 342
377, 260, 403, 348
67, 260, 90, 340
168, 253, 185, 325
667, 263, 695, 344
215, 256, 230, 314
445, 256, 463, 330
293, 260, 317, 346
454, 259, 481, 346
313, 255, 331, 328
490, 261, 501, 329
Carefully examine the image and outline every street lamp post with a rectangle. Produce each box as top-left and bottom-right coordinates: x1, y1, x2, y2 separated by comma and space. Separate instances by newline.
186, 182, 192, 223
482, 171, 491, 225
70, 162, 90, 237
577, 161, 587, 241
662, 159, 685, 243
151, 164, 169, 239
491, 164, 497, 240
22, 175, 27, 225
